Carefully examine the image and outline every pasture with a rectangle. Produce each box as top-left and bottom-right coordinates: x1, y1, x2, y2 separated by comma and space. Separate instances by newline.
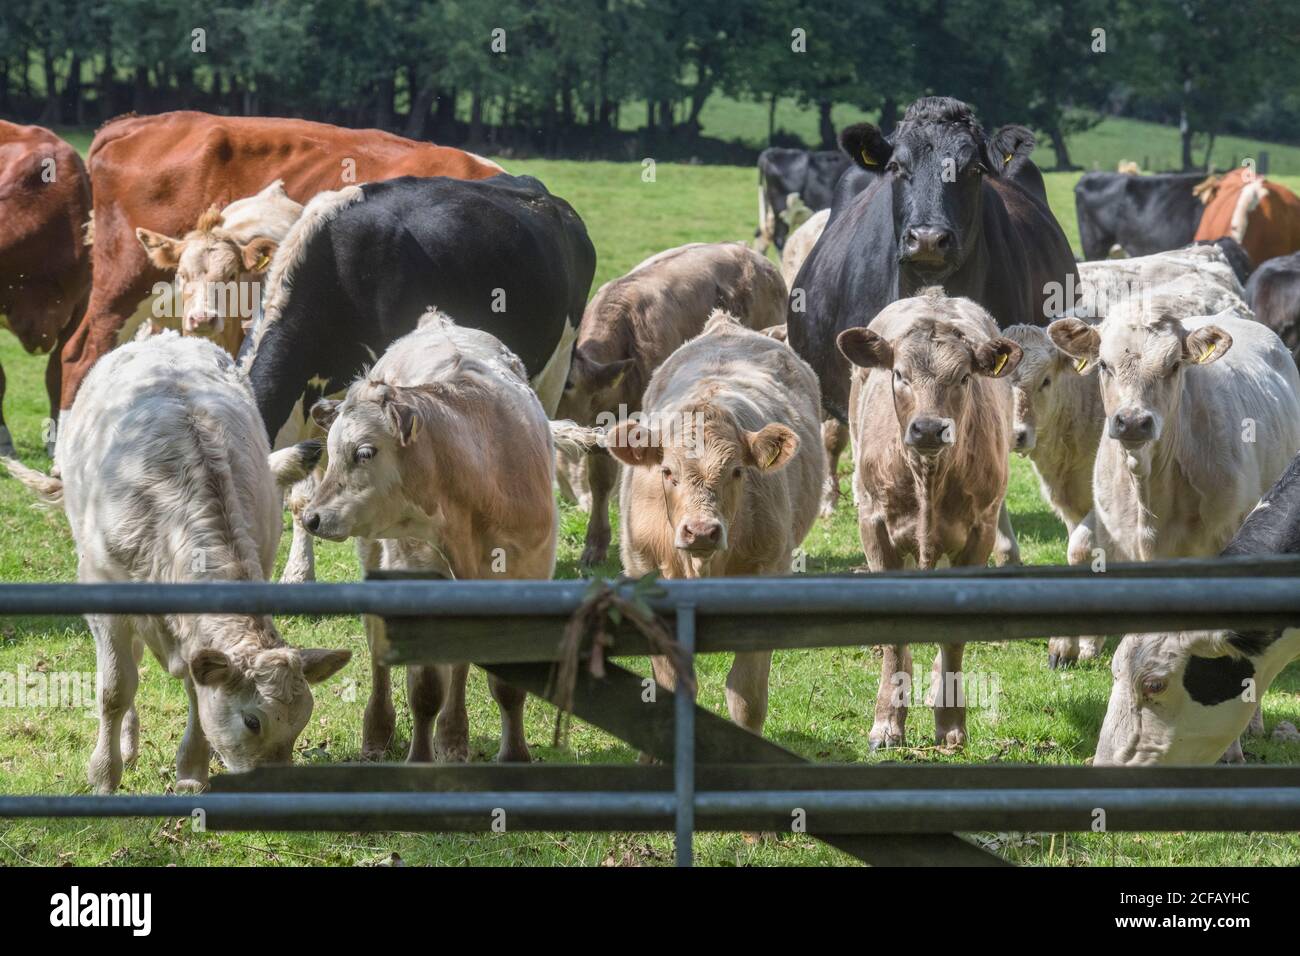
3, 157, 1300, 866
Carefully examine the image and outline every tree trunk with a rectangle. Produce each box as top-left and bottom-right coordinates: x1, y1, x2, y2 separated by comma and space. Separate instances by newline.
767, 93, 778, 144
406, 77, 436, 139
67, 53, 84, 125
1048, 124, 1075, 171
817, 99, 835, 150
40, 49, 62, 125
469, 88, 484, 145
879, 96, 898, 134
1202, 132, 1216, 172
134, 66, 150, 113
1179, 74, 1195, 170
375, 74, 395, 129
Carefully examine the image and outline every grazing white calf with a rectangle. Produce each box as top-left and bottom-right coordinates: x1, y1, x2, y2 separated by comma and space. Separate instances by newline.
303, 311, 559, 763
608, 311, 824, 735
1094, 453, 1300, 765
1049, 296, 1300, 563
2, 334, 347, 793
838, 288, 1022, 749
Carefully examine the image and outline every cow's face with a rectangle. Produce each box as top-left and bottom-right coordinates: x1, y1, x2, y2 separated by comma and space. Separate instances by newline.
841, 114, 997, 283
1049, 313, 1232, 456
136, 224, 277, 337
1094, 630, 1262, 766
190, 637, 350, 772
838, 318, 1020, 460
1003, 325, 1082, 453
303, 385, 430, 541
555, 346, 635, 425
607, 408, 797, 573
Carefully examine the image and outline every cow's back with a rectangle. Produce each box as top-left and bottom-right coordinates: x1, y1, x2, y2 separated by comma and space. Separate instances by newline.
60, 334, 279, 581
1246, 252, 1300, 352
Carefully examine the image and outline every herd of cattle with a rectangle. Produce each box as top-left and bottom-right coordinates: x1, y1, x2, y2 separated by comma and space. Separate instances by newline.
2, 95, 1300, 796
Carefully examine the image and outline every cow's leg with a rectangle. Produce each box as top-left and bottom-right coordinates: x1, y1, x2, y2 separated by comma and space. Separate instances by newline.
432, 663, 471, 762
280, 475, 317, 583
357, 538, 395, 759
87, 614, 138, 794
1050, 515, 1102, 668
120, 638, 144, 767
992, 499, 1020, 566
405, 665, 443, 764
820, 418, 849, 517
0, 361, 13, 459
871, 645, 913, 751
43, 301, 82, 458
725, 651, 773, 735
555, 449, 591, 510
1220, 738, 1247, 764
488, 673, 531, 763
930, 643, 967, 748
580, 450, 619, 566
1248, 704, 1265, 736
176, 675, 213, 792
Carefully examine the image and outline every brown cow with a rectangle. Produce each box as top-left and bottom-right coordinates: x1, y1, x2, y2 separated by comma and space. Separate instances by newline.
608, 311, 824, 736
1195, 167, 1300, 266
58, 111, 503, 430
837, 288, 1021, 750
556, 242, 787, 565
0, 121, 92, 457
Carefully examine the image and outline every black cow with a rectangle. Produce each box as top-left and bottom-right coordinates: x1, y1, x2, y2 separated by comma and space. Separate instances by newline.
1246, 251, 1300, 361
242, 174, 596, 441
788, 97, 1078, 423
1074, 171, 1207, 261
756, 147, 852, 251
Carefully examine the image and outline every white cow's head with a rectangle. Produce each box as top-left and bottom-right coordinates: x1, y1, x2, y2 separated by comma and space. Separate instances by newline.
1002, 324, 1092, 454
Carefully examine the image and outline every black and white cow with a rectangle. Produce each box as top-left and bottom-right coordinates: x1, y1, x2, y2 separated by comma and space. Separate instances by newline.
241, 173, 596, 441
755, 147, 852, 252
787, 97, 1078, 425
1246, 251, 1300, 362
1074, 171, 1208, 261
1094, 452, 1300, 765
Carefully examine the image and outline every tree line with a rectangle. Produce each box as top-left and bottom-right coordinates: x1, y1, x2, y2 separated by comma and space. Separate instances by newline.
4, 0, 1299, 168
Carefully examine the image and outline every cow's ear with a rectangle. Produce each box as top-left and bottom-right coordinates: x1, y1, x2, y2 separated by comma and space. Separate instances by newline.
190, 648, 240, 689
383, 398, 422, 447
840, 123, 892, 171
298, 648, 352, 684
268, 440, 323, 487
988, 125, 1035, 175
1183, 325, 1233, 366
240, 237, 278, 274
136, 227, 183, 269
605, 419, 663, 467
1048, 319, 1100, 373
837, 327, 893, 369
570, 349, 633, 391
744, 424, 798, 472
973, 338, 1023, 378
310, 398, 341, 430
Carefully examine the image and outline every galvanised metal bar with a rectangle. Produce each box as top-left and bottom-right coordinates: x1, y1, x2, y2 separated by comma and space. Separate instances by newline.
5, 787, 1300, 833
0, 569, 1296, 619
674, 603, 696, 868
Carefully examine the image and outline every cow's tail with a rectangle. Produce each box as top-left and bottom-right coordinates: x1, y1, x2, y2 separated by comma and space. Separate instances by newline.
1, 458, 64, 507
549, 420, 606, 458
754, 168, 774, 252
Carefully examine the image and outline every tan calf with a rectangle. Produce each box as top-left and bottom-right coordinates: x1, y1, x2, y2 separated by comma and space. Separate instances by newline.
608, 311, 824, 734
557, 242, 787, 566
838, 288, 1021, 749
305, 312, 557, 762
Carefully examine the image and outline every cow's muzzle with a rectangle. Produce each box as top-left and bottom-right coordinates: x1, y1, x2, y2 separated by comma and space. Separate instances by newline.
675, 517, 726, 553
1109, 408, 1156, 446
904, 417, 953, 457
900, 226, 956, 272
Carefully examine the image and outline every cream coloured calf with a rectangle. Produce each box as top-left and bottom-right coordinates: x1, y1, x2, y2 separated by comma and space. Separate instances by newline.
607, 311, 824, 735
838, 288, 1022, 749
303, 311, 559, 762
2, 333, 347, 793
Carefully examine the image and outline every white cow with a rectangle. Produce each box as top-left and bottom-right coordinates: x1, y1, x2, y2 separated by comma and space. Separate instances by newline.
2, 333, 348, 793
781, 208, 829, 287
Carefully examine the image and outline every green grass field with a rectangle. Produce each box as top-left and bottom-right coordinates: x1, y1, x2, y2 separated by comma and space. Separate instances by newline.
3, 145, 1300, 867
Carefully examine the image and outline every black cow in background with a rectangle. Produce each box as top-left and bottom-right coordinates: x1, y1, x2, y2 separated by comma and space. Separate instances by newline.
242, 174, 596, 441
788, 97, 1078, 424
755, 147, 852, 251
1074, 171, 1207, 260
1246, 251, 1300, 362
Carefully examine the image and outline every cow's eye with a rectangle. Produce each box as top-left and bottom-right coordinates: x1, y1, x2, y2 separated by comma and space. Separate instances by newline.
1140, 676, 1168, 698
1097, 361, 1110, 375
1040, 377, 1052, 390
355, 445, 376, 464
961, 373, 971, 385
243, 713, 262, 734
886, 160, 902, 175
661, 466, 676, 485
732, 466, 744, 479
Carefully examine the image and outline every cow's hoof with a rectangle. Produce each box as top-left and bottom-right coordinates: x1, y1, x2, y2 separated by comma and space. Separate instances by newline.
1219, 738, 1247, 764
496, 741, 532, 764
580, 543, 608, 567
175, 777, 208, 794
278, 567, 315, 584
936, 727, 967, 749
361, 705, 396, 759
868, 725, 904, 751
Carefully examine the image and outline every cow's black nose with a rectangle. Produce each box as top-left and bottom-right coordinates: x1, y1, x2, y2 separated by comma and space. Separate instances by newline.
1110, 410, 1155, 444
902, 227, 954, 261
303, 511, 321, 533
906, 417, 950, 452
1014, 425, 1034, 450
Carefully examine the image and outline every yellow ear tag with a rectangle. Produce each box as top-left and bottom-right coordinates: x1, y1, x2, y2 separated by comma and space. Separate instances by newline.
992, 352, 1008, 375
861, 149, 878, 167
1075, 357, 1089, 373
767, 447, 782, 468
1004, 152, 1013, 164
1198, 344, 1216, 364
255, 254, 271, 271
